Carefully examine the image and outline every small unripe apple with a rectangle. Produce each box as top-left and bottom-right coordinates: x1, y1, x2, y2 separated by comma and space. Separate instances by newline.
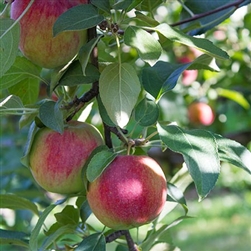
87, 155, 167, 230
29, 121, 103, 194
11, 0, 88, 69
188, 102, 215, 126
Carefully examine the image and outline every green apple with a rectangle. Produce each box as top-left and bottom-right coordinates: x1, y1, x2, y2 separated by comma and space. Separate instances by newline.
11, 0, 88, 68
29, 121, 103, 194
87, 155, 167, 230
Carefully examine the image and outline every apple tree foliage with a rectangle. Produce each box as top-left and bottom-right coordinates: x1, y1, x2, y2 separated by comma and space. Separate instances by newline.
1, 0, 251, 250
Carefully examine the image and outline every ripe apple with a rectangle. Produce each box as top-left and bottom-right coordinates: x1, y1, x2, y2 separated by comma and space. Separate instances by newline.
29, 121, 103, 194
188, 102, 215, 126
87, 155, 167, 230
11, 0, 88, 69
178, 56, 198, 86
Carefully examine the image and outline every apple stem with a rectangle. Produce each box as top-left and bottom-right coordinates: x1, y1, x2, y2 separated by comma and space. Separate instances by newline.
106, 230, 139, 251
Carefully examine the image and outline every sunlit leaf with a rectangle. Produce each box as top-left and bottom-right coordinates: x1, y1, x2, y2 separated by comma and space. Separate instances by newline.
157, 124, 220, 200
99, 63, 141, 127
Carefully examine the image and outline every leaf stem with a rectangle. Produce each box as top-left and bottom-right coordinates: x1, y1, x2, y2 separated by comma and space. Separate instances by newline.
115, 34, 122, 66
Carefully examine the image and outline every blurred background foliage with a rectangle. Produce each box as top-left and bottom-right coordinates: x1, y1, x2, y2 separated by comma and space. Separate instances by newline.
1, 1, 251, 251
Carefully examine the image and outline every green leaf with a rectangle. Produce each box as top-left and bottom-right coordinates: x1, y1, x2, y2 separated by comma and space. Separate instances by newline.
97, 95, 116, 127
215, 134, 251, 175
217, 88, 250, 109
79, 35, 103, 75
140, 0, 163, 11
0, 229, 29, 248
80, 199, 92, 223
133, 11, 159, 27
54, 205, 79, 226
124, 26, 162, 66
0, 194, 39, 215
0, 19, 20, 77
39, 100, 64, 134
0, 56, 42, 90
75, 233, 106, 251
59, 61, 100, 86
134, 98, 159, 126
39, 225, 77, 251
20, 122, 39, 168
153, 23, 229, 60
140, 216, 191, 251
99, 63, 141, 127
53, 4, 104, 36
8, 78, 40, 105
167, 183, 188, 214
91, 0, 111, 13
157, 124, 221, 200
29, 199, 66, 251
86, 146, 117, 182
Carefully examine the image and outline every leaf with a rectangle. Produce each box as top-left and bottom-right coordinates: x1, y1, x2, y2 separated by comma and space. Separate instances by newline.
0, 19, 20, 77
53, 4, 104, 36
134, 98, 159, 126
152, 23, 229, 60
54, 205, 79, 226
39, 225, 76, 251
167, 183, 188, 214
140, 216, 191, 251
8, 78, 40, 105
124, 26, 162, 66
39, 100, 64, 134
20, 122, 39, 168
79, 35, 103, 74
0, 56, 42, 90
157, 124, 221, 200
86, 146, 117, 182
0, 194, 39, 215
91, 0, 111, 13
75, 233, 106, 251
215, 134, 251, 175
80, 200, 92, 223
180, 0, 251, 35
0, 229, 29, 248
134, 11, 160, 27
217, 88, 250, 109
97, 95, 116, 127
29, 199, 66, 251
59, 61, 100, 86
140, 0, 163, 11
99, 63, 141, 127
142, 55, 219, 100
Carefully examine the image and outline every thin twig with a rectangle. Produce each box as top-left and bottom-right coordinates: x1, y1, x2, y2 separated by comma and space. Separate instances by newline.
170, 0, 245, 27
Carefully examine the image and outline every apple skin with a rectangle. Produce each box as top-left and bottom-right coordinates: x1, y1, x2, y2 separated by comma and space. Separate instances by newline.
87, 155, 167, 230
11, 0, 88, 69
188, 102, 215, 126
29, 121, 103, 194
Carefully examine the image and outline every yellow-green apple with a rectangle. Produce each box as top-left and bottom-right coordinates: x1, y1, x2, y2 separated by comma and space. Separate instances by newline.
29, 121, 103, 194
11, 0, 88, 69
188, 102, 215, 126
87, 155, 167, 230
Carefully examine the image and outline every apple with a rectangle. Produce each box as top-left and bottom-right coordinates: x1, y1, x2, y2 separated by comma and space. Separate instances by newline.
178, 56, 198, 86
87, 155, 167, 230
11, 0, 88, 69
29, 120, 103, 194
188, 102, 215, 126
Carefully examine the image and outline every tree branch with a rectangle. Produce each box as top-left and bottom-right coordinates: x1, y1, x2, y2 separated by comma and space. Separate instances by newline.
170, 0, 245, 27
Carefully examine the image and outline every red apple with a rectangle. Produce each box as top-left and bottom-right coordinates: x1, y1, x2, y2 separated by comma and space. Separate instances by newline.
178, 56, 198, 86
188, 102, 215, 126
87, 155, 167, 230
11, 0, 88, 69
29, 121, 103, 194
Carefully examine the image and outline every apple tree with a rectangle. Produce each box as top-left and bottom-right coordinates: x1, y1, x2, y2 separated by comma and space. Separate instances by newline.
0, 0, 251, 250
